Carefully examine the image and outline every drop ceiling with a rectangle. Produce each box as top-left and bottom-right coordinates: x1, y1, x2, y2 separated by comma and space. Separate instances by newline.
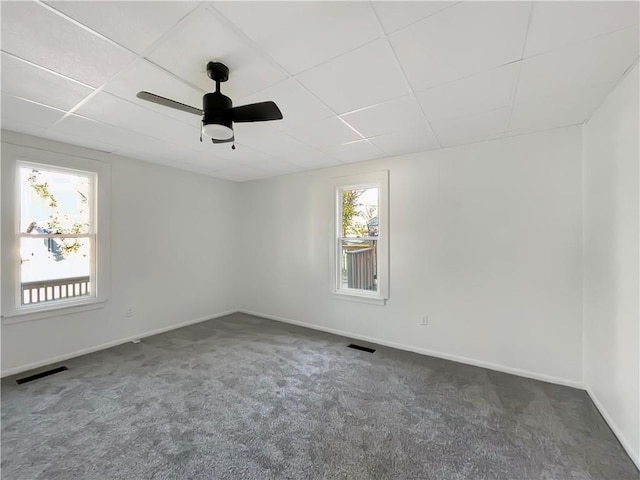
1, 1, 638, 182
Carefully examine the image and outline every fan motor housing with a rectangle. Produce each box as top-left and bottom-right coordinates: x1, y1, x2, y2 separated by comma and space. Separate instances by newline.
203, 92, 232, 129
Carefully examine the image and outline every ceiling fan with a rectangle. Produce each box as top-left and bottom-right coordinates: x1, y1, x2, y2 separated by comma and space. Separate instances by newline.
137, 61, 283, 148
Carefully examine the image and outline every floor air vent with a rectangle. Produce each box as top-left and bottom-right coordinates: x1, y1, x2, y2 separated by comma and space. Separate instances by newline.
347, 344, 376, 353
16, 366, 68, 385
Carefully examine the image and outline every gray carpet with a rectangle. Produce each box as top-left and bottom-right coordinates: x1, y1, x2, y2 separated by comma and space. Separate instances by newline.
1, 313, 638, 480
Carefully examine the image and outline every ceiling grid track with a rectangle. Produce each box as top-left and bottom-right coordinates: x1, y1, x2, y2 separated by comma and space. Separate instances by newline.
369, 1, 444, 149
504, 0, 536, 133
39, 1, 207, 130
204, 3, 374, 167
1, 1, 637, 181
205, 2, 369, 149
583, 55, 640, 124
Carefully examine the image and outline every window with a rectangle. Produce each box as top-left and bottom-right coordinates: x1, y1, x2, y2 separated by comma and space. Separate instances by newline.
1, 144, 110, 322
19, 163, 95, 307
333, 171, 389, 304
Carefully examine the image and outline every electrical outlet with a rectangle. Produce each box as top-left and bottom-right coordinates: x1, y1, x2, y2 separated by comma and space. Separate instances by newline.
421, 315, 428, 326
126, 308, 134, 318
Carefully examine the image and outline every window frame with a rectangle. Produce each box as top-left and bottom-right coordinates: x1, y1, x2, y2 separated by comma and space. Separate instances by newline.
1, 144, 111, 324
331, 171, 389, 305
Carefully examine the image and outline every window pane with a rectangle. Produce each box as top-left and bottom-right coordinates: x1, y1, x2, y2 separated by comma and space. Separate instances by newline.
340, 238, 377, 291
20, 166, 91, 234
20, 236, 92, 305
341, 187, 378, 237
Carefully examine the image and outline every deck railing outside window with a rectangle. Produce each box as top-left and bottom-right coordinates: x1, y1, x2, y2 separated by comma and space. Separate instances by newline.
21, 276, 90, 305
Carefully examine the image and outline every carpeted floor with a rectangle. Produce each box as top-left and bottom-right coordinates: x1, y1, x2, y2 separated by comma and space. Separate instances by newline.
1, 313, 638, 480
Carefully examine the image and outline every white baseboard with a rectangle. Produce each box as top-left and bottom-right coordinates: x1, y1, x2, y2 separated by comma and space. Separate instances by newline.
1, 309, 236, 378
4, 308, 582, 388
238, 309, 584, 389
586, 386, 640, 470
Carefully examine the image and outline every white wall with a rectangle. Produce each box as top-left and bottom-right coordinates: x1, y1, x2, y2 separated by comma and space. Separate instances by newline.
1, 132, 238, 375
583, 64, 639, 467
237, 126, 584, 386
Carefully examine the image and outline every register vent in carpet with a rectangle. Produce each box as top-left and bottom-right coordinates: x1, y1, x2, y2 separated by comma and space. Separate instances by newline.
347, 344, 376, 353
16, 366, 68, 385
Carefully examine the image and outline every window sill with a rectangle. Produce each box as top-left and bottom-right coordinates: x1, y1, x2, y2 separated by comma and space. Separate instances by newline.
332, 291, 387, 306
2, 298, 107, 325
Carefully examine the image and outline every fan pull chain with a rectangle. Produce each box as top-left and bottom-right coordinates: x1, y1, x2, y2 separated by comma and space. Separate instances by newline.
200, 121, 203, 142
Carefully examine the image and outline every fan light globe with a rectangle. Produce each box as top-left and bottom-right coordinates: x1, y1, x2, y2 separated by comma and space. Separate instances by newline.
203, 123, 233, 140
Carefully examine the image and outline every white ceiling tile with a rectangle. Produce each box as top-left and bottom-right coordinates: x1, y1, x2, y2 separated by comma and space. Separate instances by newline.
372, 1, 458, 34
44, 1, 199, 54
113, 147, 182, 168
322, 139, 385, 164
41, 134, 116, 153
516, 26, 639, 104
341, 95, 427, 138
524, 1, 640, 58
213, 165, 266, 182
195, 141, 270, 165
430, 108, 509, 147
0, 120, 47, 138
41, 115, 120, 152
237, 79, 334, 132
210, 2, 311, 48
1, 1, 136, 87
280, 148, 342, 170
288, 117, 362, 148
233, 123, 310, 157
244, 158, 304, 177
175, 164, 224, 177
508, 102, 583, 135
137, 143, 239, 171
418, 63, 518, 122
389, 1, 530, 90
75, 92, 199, 145
44, 113, 167, 153
119, 140, 186, 164
147, 8, 285, 99
213, 2, 380, 75
45, 114, 118, 145
182, 151, 239, 172
0, 118, 45, 137
297, 39, 411, 114
115, 138, 237, 172
1, 53, 94, 111
1, 94, 65, 132
104, 59, 204, 124
508, 83, 616, 134
369, 127, 440, 157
